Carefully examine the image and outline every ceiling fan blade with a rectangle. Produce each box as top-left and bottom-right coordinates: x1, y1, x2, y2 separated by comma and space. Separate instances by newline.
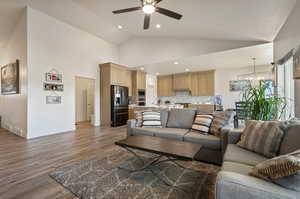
112, 7, 141, 14
154, 0, 163, 4
144, 15, 151, 29
156, 7, 182, 20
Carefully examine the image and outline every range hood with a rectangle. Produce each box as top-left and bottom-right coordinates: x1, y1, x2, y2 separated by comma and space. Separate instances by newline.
175, 90, 191, 96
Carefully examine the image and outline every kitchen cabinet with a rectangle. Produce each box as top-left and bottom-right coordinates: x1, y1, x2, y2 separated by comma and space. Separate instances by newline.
109, 63, 132, 96
191, 70, 215, 96
173, 73, 191, 90
132, 71, 146, 103
157, 75, 174, 97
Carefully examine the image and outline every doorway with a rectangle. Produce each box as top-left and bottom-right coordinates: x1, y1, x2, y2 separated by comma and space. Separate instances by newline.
75, 77, 95, 129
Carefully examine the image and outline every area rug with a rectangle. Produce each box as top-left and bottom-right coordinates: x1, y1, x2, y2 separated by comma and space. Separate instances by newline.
49, 148, 220, 199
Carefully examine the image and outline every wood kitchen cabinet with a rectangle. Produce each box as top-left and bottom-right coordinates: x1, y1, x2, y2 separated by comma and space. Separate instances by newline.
109, 63, 132, 96
157, 75, 174, 97
173, 73, 191, 90
132, 71, 146, 102
191, 70, 215, 96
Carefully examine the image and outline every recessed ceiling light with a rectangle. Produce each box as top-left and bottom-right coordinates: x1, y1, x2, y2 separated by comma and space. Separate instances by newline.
140, 67, 145, 71
156, 24, 161, 29
117, 25, 123, 30
185, 68, 190, 72
174, 62, 179, 65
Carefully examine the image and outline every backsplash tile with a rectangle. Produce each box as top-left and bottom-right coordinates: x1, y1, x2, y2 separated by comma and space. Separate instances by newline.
158, 96, 215, 104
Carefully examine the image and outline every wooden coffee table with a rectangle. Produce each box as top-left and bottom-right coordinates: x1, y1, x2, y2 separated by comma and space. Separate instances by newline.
115, 135, 202, 186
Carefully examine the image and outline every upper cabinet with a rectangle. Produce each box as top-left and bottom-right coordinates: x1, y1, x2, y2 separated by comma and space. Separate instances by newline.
157, 75, 174, 97
157, 70, 215, 97
132, 71, 146, 90
173, 73, 191, 91
191, 70, 215, 96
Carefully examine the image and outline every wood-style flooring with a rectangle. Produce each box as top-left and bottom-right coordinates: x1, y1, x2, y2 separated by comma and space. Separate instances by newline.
0, 126, 127, 199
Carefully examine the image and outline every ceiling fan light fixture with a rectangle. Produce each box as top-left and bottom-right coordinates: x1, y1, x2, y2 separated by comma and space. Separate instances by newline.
143, 4, 155, 14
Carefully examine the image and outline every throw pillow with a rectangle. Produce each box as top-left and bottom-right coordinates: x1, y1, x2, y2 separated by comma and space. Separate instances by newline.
237, 120, 285, 158
279, 120, 300, 155
167, 109, 196, 129
135, 111, 143, 127
250, 149, 300, 191
142, 111, 162, 128
210, 111, 234, 137
192, 114, 214, 134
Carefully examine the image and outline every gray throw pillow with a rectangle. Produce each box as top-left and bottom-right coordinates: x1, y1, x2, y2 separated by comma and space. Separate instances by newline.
279, 120, 300, 155
160, 109, 169, 128
167, 109, 196, 129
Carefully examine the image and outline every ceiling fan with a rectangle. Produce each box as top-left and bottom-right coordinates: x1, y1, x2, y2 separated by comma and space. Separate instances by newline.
112, 0, 183, 30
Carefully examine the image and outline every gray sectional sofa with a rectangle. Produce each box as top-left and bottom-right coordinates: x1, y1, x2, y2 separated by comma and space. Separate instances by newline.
216, 126, 300, 199
127, 108, 234, 165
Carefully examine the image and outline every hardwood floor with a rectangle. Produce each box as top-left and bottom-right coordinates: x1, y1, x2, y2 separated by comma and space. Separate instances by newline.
0, 126, 127, 199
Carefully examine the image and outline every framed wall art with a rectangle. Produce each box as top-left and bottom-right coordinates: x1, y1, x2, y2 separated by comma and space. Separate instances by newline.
294, 46, 300, 79
229, 80, 251, 92
45, 72, 62, 83
46, 95, 61, 104
1, 60, 20, 95
44, 83, 64, 92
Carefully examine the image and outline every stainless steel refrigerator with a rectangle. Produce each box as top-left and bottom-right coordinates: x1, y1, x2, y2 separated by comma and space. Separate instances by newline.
111, 85, 129, 127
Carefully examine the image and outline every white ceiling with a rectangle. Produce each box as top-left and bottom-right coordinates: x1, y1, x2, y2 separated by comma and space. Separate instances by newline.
0, 0, 296, 52
141, 43, 274, 75
74, 0, 296, 42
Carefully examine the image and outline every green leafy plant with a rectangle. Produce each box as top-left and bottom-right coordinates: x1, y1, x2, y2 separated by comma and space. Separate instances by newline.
241, 82, 287, 121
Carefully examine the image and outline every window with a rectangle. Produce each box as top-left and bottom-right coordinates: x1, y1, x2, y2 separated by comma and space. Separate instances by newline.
277, 57, 295, 119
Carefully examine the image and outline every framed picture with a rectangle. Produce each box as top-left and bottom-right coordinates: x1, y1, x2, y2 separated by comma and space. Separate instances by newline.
46, 96, 61, 104
45, 72, 62, 83
44, 83, 64, 92
1, 60, 20, 95
229, 80, 251, 92
294, 46, 300, 79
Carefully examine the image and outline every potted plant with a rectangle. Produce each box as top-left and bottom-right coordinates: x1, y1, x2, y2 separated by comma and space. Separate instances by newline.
241, 82, 287, 121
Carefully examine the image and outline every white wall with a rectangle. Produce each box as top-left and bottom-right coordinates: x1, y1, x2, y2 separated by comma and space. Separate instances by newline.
0, 10, 27, 138
274, 0, 300, 117
26, 7, 118, 139
215, 65, 272, 110
119, 37, 263, 67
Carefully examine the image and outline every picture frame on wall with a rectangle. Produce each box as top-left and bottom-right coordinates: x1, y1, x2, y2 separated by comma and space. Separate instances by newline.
294, 46, 300, 79
1, 60, 20, 95
45, 72, 62, 83
229, 80, 251, 92
44, 83, 64, 92
46, 96, 61, 104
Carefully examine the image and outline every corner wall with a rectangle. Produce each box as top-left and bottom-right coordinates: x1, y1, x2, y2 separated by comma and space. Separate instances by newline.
26, 7, 118, 139
0, 9, 27, 138
274, 0, 300, 117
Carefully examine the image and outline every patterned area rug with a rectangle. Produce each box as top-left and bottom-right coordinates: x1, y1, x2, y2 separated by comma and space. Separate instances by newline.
49, 149, 220, 199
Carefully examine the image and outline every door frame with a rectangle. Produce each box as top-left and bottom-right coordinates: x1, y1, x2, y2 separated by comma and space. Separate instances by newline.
75, 76, 96, 125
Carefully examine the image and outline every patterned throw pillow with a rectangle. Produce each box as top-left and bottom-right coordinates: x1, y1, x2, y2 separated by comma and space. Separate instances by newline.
250, 149, 300, 191
210, 111, 233, 137
134, 111, 143, 127
237, 120, 285, 158
192, 114, 214, 134
142, 111, 162, 128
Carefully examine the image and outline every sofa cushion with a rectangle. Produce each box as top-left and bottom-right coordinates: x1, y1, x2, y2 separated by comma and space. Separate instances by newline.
210, 110, 234, 137
166, 109, 196, 129
222, 161, 253, 175
224, 144, 268, 166
279, 120, 300, 155
154, 128, 189, 141
130, 128, 156, 136
237, 120, 285, 158
184, 131, 221, 150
